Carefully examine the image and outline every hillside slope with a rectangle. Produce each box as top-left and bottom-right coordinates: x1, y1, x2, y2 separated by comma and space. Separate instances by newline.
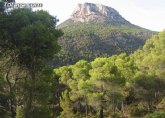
53, 3, 156, 67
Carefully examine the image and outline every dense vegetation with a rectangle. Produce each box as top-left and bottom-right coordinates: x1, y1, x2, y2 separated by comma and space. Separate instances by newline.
54, 31, 165, 118
0, 1, 165, 118
0, 7, 63, 118
53, 20, 156, 67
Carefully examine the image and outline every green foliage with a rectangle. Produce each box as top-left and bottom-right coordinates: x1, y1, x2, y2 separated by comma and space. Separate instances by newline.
54, 55, 134, 117
53, 21, 155, 67
145, 112, 165, 118
58, 91, 74, 118
0, 8, 62, 118
29, 105, 51, 118
1, 8, 63, 70
0, 76, 9, 118
53, 30, 165, 117
16, 106, 24, 118
0, 2, 165, 117
130, 30, 165, 115
133, 31, 165, 79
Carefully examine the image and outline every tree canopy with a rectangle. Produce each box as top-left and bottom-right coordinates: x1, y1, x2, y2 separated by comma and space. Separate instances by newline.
0, 8, 63, 118
54, 31, 165, 118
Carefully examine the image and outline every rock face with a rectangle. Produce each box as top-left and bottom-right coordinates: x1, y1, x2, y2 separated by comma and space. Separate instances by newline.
70, 3, 130, 24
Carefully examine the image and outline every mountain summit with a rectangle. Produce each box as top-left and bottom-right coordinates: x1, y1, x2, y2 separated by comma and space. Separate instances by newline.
55, 3, 155, 67
70, 3, 130, 24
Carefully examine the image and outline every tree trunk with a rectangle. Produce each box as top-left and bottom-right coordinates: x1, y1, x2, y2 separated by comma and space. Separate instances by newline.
99, 84, 104, 118
5, 61, 16, 118
112, 93, 116, 118
147, 100, 152, 113
85, 97, 88, 118
85, 105, 88, 118
121, 101, 124, 114
25, 90, 33, 118
25, 70, 35, 118
99, 106, 103, 118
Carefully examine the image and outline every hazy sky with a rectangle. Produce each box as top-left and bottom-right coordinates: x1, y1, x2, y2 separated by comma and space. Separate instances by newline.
16, 0, 165, 31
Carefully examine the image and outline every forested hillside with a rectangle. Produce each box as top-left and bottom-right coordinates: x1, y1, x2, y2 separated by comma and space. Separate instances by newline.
51, 3, 157, 67
52, 3, 156, 67
54, 31, 165, 118
53, 22, 155, 67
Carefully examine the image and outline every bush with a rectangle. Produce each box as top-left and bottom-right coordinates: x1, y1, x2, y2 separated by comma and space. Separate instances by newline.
145, 112, 165, 118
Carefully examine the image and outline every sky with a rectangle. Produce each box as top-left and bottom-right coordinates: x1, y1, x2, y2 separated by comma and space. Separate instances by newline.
16, 0, 165, 31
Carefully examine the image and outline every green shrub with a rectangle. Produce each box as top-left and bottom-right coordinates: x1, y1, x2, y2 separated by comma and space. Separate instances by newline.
145, 112, 165, 118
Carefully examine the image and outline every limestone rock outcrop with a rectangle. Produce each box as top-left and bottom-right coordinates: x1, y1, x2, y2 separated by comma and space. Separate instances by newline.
70, 3, 130, 24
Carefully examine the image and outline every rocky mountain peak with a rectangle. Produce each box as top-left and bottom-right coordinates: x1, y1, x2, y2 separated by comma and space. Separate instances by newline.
70, 3, 130, 24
